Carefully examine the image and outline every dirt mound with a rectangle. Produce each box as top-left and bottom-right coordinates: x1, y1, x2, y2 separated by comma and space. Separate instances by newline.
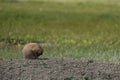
0, 58, 120, 80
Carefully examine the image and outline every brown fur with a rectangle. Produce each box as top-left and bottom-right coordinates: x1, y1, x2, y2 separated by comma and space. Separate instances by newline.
22, 43, 43, 59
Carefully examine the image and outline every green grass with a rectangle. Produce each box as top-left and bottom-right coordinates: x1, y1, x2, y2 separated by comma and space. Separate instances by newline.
0, 0, 120, 63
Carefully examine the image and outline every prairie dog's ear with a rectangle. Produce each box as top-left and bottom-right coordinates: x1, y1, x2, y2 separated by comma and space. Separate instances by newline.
38, 44, 42, 47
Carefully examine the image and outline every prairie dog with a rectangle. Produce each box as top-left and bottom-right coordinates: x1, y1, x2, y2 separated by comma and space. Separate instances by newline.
22, 43, 43, 59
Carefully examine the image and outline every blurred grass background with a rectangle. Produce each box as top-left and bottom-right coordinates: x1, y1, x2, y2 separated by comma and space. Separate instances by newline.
0, 0, 120, 62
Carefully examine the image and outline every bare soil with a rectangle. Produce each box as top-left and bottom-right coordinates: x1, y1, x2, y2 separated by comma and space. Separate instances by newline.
0, 58, 120, 80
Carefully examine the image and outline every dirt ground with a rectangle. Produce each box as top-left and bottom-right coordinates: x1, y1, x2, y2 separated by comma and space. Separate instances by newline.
0, 58, 120, 80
